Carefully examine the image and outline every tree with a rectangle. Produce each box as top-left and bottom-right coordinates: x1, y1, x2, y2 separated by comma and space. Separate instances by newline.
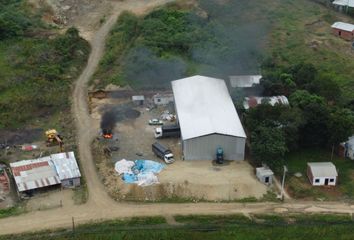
230, 87, 246, 109
251, 125, 288, 171
290, 62, 317, 88
327, 108, 354, 145
289, 90, 325, 109
310, 74, 342, 103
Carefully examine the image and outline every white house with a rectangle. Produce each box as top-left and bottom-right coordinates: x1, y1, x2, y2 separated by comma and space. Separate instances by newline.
153, 93, 174, 105
307, 162, 338, 186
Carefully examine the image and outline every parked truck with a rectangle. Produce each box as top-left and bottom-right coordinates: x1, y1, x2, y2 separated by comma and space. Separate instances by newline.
152, 142, 174, 164
154, 124, 180, 139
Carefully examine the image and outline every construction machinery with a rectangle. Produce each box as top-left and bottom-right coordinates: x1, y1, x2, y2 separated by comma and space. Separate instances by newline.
45, 129, 64, 152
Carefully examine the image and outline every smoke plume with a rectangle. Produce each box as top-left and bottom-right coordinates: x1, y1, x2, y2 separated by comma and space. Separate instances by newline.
100, 110, 117, 132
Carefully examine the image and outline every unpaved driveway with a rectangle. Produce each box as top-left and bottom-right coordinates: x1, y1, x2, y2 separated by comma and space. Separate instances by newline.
0, 0, 353, 236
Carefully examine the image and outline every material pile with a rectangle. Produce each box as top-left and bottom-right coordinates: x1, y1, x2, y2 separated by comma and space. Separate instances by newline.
114, 159, 164, 186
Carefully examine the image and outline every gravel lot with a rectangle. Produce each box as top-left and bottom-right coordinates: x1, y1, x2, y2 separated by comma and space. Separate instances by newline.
92, 97, 269, 201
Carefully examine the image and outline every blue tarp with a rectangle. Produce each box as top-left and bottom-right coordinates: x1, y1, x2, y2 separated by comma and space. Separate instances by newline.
133, 160, 164, 174
122, 160, 165, 185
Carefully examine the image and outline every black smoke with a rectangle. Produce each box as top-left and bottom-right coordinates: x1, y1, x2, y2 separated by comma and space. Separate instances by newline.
100, 110, 117, 133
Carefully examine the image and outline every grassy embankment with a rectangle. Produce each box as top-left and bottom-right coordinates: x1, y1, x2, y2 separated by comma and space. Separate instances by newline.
0, 1, 90, 129
2, 214, 354, 240
0, 1, 90, 206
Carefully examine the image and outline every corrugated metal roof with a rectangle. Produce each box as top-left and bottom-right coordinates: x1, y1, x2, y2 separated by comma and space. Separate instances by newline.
332, 0, 354, 7
132, 95, 145, 101
229, 75, 262, 88
172, 75, 246, 140
49, 152, 81, 181
331, 22, 354, 32
10, 159, 60, 192
307, 162, 338, 178
10, 152, 81, 192
243, 96, 289, 109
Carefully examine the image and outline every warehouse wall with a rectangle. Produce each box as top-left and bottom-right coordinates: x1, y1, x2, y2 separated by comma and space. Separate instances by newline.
183, 134, 245, 160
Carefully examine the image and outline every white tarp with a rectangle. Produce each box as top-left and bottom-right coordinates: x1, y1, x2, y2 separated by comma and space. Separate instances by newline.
137, 172, 159, 186
114, 159, 135, 175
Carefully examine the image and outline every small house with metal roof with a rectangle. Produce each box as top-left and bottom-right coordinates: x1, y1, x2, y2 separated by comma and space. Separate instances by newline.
49, 152, 81, 188
307, 162, 338, 186
331, 22, 354, 41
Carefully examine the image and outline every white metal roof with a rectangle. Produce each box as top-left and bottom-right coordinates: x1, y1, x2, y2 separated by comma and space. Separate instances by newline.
243, 96, 289, 109
10, 152, 81, 192
10, 158, 60, 192
332, 0, 354, 7
172, 75, 246, 140
331, 22, 354, 32
256, 167, 274, 177
307, 162, 338, 178
229, 75, 262, 88
132, 95, 145, 101
49, 152, 81, 181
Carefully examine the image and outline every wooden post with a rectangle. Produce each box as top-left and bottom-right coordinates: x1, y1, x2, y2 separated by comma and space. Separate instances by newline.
72, 217, 75, 233
331, 144, 335, 161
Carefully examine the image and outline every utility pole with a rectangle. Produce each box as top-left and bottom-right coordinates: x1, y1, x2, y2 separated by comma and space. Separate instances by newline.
72, 217, 75, 233
280, 165, 288, 201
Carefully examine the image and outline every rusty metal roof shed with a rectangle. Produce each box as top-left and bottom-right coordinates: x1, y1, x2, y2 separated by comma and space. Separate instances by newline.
10, 158, 60, 192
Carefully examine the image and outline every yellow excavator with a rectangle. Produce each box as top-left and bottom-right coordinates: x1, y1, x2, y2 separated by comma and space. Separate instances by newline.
45, 129, 64, 152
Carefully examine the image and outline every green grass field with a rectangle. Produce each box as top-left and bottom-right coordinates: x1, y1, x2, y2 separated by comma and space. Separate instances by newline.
2, 214, 354, 240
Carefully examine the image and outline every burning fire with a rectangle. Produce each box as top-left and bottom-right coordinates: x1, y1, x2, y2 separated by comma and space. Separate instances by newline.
103, 134, 113, 139
102, 129, 113, 139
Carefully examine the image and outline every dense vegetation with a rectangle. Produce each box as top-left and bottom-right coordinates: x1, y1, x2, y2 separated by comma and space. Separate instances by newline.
92, 0, 270, 89
246, 62, 354, 172
3, 214, 354, 240
0, 0, 89, 128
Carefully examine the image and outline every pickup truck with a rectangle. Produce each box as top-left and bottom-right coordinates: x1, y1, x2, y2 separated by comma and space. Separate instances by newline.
148, 118, 163, 125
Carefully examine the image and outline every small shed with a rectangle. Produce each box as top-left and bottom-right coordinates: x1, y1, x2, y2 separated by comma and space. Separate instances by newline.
50, 152, 81, 188
307, 162, 338, 186
332, 0, 354, 11
132, 95, 145, 106
340, 136, 354, 160
331, 22, 354, 41
256, 167, 273, 185
153, 93, 174, 105
243, 96, 289, 110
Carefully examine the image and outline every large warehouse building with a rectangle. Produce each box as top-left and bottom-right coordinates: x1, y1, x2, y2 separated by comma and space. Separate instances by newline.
172, 75, 246, 160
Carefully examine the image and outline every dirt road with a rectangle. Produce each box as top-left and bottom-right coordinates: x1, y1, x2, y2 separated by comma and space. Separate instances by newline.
0, 0, 353, 236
